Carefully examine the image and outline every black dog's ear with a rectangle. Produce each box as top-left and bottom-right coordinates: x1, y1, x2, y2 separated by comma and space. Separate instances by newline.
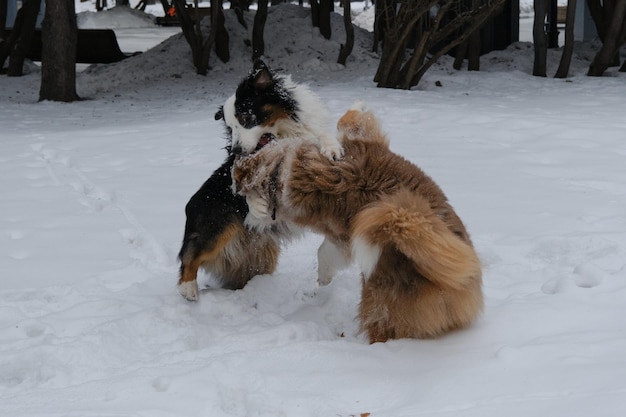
252, 59, 272, 91
215, 106, 224, 121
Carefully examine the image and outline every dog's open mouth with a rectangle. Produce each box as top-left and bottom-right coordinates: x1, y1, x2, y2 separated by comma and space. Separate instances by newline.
255, 133, 276, 152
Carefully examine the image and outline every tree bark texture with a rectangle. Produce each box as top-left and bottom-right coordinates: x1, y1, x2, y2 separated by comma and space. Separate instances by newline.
230, 0, 251, 10
1, 0, 7, 35
214, 3, 230, 63
453, 39, 469, 70
547, 0, 558, 48
310, 0, 332, 39
174, 0, 224, 75
587, 0, 626, 76
372, 0, 395, 53
230, 0, 249, 28
374, 1, 433, 86
96, 0, 108, 12
554, 0, 576, 78
337, 0, 354, 65
467, 30, 481, 71
532, 0, 547, 76
586, 0, 607, 41
586, 0, 622, 67
5, 0, 40, 76
452, 0, 483, 72
318, 0, 332, 39
252, 0, 268, 60
310, 0, 319, 28
374, 0, 505, 89
39, 0, 78, 102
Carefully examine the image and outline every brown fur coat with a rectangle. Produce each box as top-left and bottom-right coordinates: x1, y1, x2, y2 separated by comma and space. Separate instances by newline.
233, 106, 483, 343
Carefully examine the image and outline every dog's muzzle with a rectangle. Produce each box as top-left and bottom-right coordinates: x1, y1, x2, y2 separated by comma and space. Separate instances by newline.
231, 144, 243, 155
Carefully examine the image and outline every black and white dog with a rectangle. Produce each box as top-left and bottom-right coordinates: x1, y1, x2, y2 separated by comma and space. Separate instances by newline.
177, 59, 343, 301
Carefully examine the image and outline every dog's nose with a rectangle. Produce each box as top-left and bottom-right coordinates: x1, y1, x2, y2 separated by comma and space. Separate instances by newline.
231, 145, 243, 155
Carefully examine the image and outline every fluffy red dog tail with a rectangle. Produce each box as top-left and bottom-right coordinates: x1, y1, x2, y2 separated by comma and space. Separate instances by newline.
336, 103, 389, 146
351, 190, 481, 291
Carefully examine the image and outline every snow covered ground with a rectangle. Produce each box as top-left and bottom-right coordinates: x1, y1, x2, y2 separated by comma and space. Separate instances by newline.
1, 3, 626, 417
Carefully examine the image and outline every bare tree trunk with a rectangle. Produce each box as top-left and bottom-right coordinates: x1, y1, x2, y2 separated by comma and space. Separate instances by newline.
374, 1, 432, 87
532, 0, 547, 76
39, 0, 78, 102
310, 0, 332, 39
174, 0, 223, 75
1, 0, 20, 71
310, 0, 319, 28
547, 0, 558, 47
587, 0, 621, 66
398, 1, 453, 89
467, 0, 482, 71
588, 0, 626, 76
318, 0, 332, 39
252, 0, 267, 60
1, 0, 7, 35
453, 39, 469, 70
230, 0, 249, 28
453, 0, 482, 72
467, 30, 481, 71
406, 1, 505, 89
230, 0, 251, 9
337, 0, 354, 65
202, 0, 221, 68
175, 0, 200, 69
554, 0, 576, 78
372, 0, 395, 53
586, 0, 607, 41
7, 0, 40, 76
214, 3, 229, 63
375, 0, 504, 89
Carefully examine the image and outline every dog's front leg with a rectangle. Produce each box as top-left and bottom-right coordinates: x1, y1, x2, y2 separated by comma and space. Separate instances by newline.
319, 132, 344, 160
178, 279, 199, 301
317, 237, 351, 286
246, 192, 271, 219
233, 152, 282, 222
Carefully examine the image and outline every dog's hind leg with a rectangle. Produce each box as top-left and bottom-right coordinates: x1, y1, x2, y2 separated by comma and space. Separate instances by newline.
219, 232, 280, 290
316, 237, 350, 286
177, 222, 244, 301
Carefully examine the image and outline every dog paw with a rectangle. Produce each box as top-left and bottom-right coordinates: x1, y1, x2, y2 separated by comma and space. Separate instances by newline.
178, 280, 199, 301
319, 136, 344, 160
317, 274, 333, 286
246, 194, 270, 219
